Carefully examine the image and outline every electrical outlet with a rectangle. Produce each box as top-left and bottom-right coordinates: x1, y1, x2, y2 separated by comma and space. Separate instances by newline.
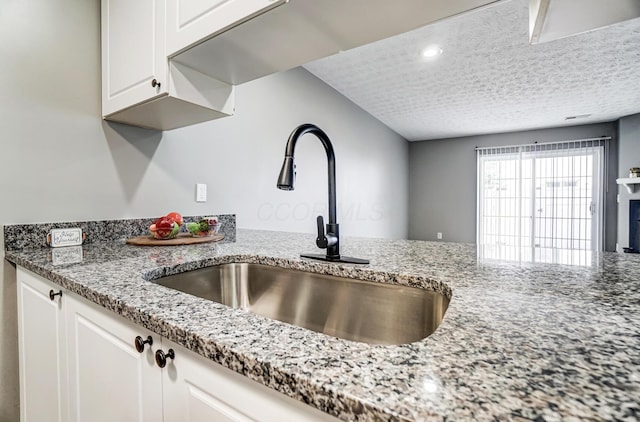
196, 183, 207, 202
437, 232, 443, 240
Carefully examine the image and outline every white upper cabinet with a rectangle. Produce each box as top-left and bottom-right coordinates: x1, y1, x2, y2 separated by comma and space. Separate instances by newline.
101, 0, 235, 130
102, 0, 502, 130
102, 0, 167, 116
166, 0, 286, 56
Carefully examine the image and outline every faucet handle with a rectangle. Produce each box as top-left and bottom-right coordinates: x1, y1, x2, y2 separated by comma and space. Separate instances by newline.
315, 215, 328, 248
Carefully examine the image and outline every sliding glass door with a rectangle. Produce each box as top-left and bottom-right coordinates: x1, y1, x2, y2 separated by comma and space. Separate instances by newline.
477, 140, 605, 264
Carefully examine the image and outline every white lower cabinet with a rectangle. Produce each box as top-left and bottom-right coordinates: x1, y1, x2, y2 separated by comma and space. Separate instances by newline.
161, 337, 337, 422
17, 267, 68, 422
17, 266, 338, 422
65, 292, 162, 422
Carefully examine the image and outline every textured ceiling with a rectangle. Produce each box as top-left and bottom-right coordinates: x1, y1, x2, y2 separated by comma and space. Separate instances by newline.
304, 0, 640, 141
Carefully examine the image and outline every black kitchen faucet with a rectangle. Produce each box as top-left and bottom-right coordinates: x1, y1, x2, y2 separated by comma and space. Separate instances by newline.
277, 123, 369, 264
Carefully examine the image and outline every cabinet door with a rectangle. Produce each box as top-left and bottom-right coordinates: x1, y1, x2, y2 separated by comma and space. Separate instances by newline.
161, 338, 338, 422
16, 268, 67, 422
102, 0, 167, 116
166, 0, 283, 56
66, 294, 162, 422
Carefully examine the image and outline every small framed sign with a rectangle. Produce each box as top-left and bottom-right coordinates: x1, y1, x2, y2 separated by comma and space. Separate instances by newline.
47, 228, 85, 248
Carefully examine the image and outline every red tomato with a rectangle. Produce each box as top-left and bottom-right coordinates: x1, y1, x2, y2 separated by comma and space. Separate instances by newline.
155, 216, 175, 238
166, 212, 183, 226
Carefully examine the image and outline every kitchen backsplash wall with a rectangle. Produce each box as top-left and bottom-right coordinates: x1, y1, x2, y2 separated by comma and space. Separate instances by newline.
1, 3, 408, 241
3, 214, 236, 251
160, 67, 409, 240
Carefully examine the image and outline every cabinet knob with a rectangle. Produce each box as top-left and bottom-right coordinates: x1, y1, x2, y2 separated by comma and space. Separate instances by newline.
134, 335, 153, 353
151, 78, 161, 88
49, 290, 62, 301
155, 348, 175, 368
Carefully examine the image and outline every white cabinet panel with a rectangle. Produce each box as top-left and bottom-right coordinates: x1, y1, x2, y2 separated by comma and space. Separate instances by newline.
104, 61, 234, 130
17, 268, 67, 422
161, 339, 338, 422
66, 296, 162, 422
181, 383, 254, 422
166, 0, 283, 56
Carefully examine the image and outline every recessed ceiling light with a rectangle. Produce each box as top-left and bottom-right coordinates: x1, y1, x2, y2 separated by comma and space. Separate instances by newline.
422, 45, 443, 58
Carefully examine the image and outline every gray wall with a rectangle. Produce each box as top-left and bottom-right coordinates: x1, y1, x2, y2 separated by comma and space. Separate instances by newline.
0, 0, 408, 418
408, 123, 619, 251
161, 70, 409, 239
617, 113, 640, 249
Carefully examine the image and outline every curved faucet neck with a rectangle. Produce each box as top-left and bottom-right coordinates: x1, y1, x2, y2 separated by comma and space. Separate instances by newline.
284, 123, 337, 225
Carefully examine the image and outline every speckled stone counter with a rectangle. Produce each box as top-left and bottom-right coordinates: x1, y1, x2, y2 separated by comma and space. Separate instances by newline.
5, 229, 640, 421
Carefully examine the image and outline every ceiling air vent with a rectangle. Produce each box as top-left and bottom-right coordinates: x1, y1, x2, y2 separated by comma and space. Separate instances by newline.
564, 114, 592, 121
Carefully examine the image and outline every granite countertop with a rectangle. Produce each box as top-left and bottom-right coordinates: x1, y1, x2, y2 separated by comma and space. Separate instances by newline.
5, 229, 640, 421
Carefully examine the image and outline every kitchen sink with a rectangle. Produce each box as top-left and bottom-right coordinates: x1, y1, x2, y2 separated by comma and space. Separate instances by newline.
154, 263, 449, 345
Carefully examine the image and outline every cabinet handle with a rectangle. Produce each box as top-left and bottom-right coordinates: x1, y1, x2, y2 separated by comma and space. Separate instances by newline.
155, 349, 175, 368
49, 290, 62, 301
151, 78, 161, 88
134, 335, 153, 353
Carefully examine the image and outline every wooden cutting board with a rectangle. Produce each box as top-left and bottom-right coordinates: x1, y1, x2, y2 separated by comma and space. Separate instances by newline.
126, 232, 224, 246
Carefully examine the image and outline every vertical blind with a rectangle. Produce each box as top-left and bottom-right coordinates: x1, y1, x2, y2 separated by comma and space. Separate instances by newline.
476, 138, 608, 265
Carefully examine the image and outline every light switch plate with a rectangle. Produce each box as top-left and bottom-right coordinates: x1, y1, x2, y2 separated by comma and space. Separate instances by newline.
196, 183, 207, 202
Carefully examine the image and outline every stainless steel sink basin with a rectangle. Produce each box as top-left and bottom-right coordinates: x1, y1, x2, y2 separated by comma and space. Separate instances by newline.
154, 263, 449, 345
